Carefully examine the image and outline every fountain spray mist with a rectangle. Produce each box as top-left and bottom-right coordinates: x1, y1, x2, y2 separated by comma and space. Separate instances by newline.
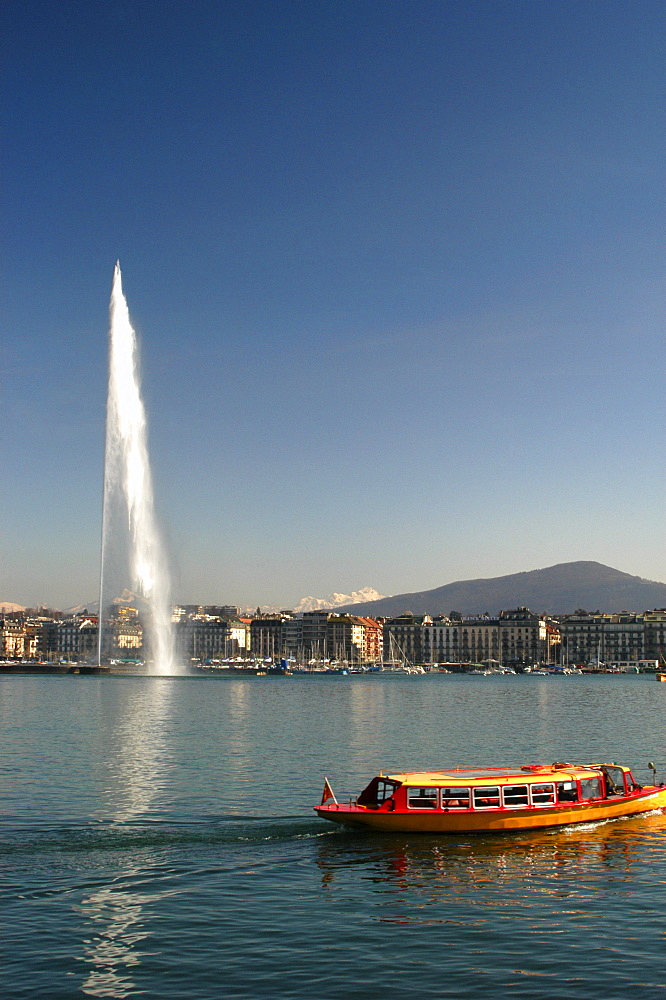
98, 262, 177, 673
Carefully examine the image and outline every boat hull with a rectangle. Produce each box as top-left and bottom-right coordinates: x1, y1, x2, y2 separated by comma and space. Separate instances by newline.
316, 786, 666, 834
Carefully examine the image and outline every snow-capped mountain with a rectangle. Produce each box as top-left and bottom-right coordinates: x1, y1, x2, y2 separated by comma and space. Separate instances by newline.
295, 588, 387, 614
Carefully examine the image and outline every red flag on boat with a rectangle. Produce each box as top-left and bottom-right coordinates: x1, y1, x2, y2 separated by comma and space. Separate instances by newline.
321, 778, 337, 805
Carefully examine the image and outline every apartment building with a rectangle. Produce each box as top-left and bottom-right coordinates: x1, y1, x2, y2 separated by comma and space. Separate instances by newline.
356, 617, 383, 663
428, 615, 501, 664
560, 609, 666, 666
0, 618, 26, 658
293, 612, 382, 663
175, 614, 249, 661
249, 616, 286, 659
383, 614, 432, 664
300, 611, 331, 661
498, 607, 554, 666
383, 608, 558, 667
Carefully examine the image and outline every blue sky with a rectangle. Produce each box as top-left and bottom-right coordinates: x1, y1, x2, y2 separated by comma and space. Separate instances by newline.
2, 0, 664, 610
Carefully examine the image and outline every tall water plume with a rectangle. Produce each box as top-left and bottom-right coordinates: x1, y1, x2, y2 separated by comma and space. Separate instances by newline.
98, 263, 177, 673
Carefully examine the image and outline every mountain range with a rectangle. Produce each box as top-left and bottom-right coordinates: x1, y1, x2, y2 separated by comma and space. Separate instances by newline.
4, 563, 665, 620
294, 587, 386, 614
338, 562, 666, 617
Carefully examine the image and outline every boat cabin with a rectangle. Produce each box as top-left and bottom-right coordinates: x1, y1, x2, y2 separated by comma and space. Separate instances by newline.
356, 764, 638, 813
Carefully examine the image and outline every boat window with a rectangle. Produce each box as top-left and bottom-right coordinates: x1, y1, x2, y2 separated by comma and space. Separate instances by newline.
357, 777, 398, 806
556, 781, 578, 803
601, 766, 625, 795
440, 787, 470, 809
407, 787, 438, 809
530, 783, 555, 805
473, 786, 501, 808
503, 785, 529, 806
580, 777, 603, 801
376, 780, 397, 803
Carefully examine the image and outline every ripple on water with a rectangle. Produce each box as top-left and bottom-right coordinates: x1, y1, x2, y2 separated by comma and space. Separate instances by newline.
1, 674, 665, 999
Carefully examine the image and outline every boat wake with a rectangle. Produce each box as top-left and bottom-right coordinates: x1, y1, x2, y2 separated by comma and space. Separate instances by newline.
1, 816, 337, 857
558, 807, 665, 836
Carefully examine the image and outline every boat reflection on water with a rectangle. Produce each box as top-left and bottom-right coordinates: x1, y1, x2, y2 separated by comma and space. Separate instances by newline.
315, 810, 666, 908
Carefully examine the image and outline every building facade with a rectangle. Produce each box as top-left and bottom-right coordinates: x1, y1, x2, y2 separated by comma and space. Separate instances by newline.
383, 608, 559, 667
559, 609, 666, 667
0, 618, 26, 658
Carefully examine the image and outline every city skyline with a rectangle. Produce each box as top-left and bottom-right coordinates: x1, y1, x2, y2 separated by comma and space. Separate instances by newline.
3, 1, 665, 610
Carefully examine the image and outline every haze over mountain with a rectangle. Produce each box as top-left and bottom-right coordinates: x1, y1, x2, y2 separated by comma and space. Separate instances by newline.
338, 562, 666, 618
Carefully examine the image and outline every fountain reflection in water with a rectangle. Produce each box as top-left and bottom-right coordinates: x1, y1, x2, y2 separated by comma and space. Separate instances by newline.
98, 263, 178, 674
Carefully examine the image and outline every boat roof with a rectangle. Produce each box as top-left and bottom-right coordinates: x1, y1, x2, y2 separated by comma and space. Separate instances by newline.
384, 763, 620, 786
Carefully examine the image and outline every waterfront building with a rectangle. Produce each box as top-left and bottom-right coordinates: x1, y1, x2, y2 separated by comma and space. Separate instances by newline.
38, 620, 59, 660
559, 611, 609, 666
290, 612, 383, 664
356, 617, 383, 663
176, 618, 226, 661
601, 614, 645, 664
325, 614, 363, 663
383, 614, 432, 665
4, 597, 662, 670
227, 619, 250, 656
301, 610, 331, 662
498, 607, 554, 667
33, 615, 99, 662
427, 615, 502, 665
22, 621, 40, 659
0, 618, 26, 658
383, 607, 558, 667
113, 620, 143, 655
643, 610, 666, 664
281, 617, 303, 658
250, 615, 292, 659
559, 609, 666, 668
175, 612, 249, 662
58, 616, 99, 660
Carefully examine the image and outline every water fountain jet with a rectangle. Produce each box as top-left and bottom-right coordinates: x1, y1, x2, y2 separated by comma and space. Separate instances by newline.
98, 263, 178, 673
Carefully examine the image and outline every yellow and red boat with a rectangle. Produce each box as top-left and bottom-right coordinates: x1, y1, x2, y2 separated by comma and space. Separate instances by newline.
315, 762, 666, 834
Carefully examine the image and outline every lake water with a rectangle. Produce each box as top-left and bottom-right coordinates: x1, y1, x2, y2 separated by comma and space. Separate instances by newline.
1, 673, 665, 999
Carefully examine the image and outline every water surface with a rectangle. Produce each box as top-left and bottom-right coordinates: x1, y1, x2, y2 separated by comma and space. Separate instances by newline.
1, 673, 664, 998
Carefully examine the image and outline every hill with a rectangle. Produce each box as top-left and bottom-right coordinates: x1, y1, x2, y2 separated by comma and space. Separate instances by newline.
339, 562, 666, 617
